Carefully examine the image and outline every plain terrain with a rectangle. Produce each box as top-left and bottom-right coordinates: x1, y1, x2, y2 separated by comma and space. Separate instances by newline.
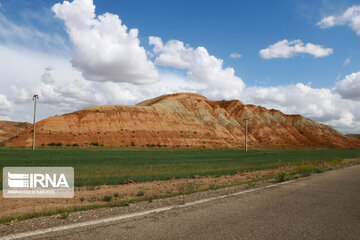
1, 148, 360, 187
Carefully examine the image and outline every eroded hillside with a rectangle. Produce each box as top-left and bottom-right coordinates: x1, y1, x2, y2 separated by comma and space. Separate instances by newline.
4, 93, 360, 149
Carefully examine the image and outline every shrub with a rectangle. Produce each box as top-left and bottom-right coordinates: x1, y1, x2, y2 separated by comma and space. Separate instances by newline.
131, 141, 136, 146
102, 195, 112, 202
90, 142, 99, 146
72, 143, 79, 147
47, 142, 62, 147
136, 190, 145, 197
59, 212, 68, 219
276, 171, 287, 182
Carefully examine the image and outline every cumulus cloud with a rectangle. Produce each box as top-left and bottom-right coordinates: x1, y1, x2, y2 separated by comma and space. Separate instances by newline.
149, 36, 245, 99
10, 64, 202, 114
11, 86, 32, 104
52, 0, 158, 84
230, 52, 242, 59
335, 72, 360, 101
259, 39, 333, 59
243, 83, 336, 121
0, 94, 12, 119
241, 83, 360, 133
317, 5, 360, 35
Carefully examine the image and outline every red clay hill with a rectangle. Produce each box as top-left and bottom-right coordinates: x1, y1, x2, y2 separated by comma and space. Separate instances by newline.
0, 121, 30, 143
3, 93, 360, 149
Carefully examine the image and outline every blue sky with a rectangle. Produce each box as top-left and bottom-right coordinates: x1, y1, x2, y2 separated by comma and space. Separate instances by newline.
0, 0, 360, 133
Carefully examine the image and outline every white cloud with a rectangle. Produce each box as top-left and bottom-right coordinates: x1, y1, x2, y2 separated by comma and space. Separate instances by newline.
149, 36, 245, 99
259, 39, 333, 59
317, 5, 360, 35
230, 52, 242, 59
343, 57, 350, 66
3, 40, 360, 133
11, 86, 32, 104
0, 94, 12, 119
243, 83, 336, 120
52, 0, 158, 84
335, 71, 360, 101
242, 83, 360, 133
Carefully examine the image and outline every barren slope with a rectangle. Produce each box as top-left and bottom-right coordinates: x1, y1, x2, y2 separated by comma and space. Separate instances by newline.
0, 121, 30, 143
345, 134, 360, 141
4, 93, 360, 148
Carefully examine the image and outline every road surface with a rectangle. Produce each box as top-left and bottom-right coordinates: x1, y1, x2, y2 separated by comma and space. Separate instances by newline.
6, 165, 360, 240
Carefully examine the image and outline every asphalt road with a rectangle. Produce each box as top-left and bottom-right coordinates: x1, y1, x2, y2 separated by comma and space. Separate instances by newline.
24, 165, 360, 239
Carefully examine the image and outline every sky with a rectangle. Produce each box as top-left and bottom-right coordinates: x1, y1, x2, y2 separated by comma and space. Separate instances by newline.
0, 0, 360, 133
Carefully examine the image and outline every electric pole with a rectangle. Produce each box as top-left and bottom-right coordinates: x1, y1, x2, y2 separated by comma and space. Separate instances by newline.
244, 118, 249, 152
32, 94, 39, 150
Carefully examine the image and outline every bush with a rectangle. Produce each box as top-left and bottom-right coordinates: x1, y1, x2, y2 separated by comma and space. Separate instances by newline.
277, 171, 287, 182
90, 142, 99, 146
131, 141, 136, 146
59, 212, 68, 219
72, 143, 79, 147
47, 142, 62, 147
101, 195, 112, 202
136, 190, 145, 197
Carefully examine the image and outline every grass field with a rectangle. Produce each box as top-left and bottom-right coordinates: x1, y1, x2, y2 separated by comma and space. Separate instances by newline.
1, 148, 360, 188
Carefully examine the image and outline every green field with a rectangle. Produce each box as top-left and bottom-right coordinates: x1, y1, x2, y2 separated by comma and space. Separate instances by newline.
1, 148, 360, 188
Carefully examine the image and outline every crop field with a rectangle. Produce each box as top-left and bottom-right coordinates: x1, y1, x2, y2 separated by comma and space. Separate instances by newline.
1, 148, 360, 188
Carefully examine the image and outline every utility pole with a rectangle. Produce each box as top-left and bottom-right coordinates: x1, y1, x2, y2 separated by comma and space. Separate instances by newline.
32, 94, 39, 150
244, 118, 249, 152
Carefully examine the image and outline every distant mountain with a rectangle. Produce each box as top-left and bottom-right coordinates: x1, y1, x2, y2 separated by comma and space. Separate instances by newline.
4, 93, 360, 149
345, 134, 360, 141
0, 121, 30, 143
